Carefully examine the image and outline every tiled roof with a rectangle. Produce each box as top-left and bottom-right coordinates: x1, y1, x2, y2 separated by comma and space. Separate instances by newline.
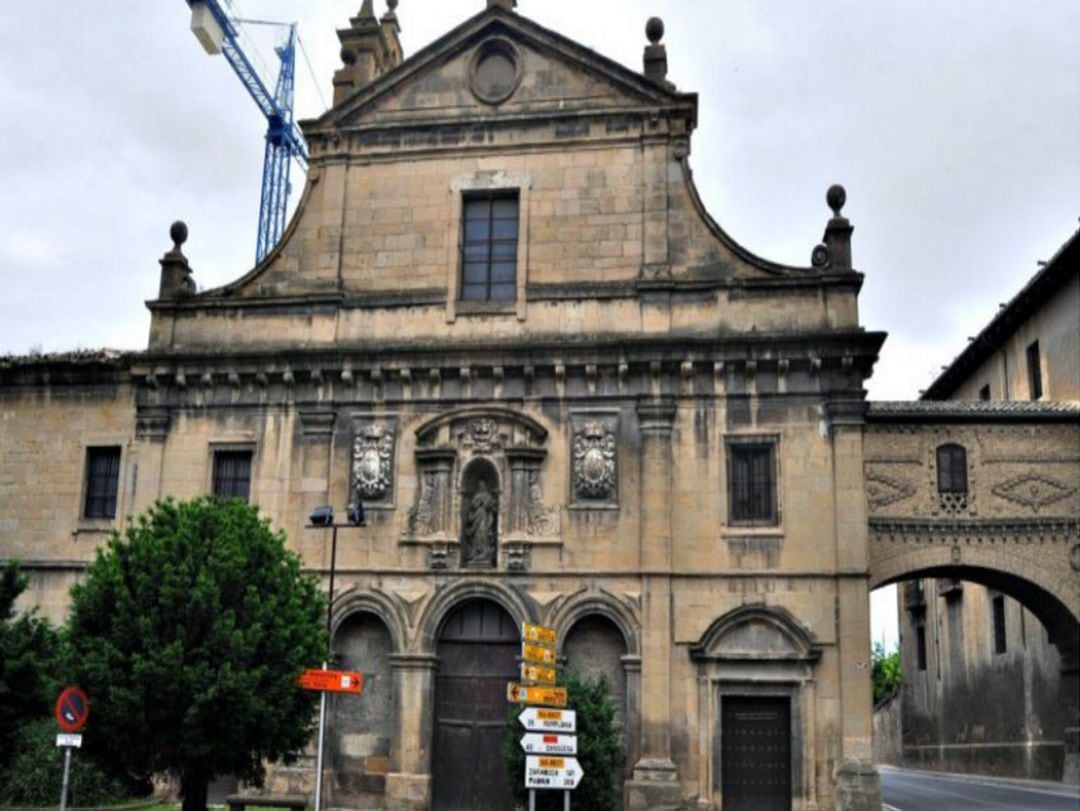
0, 348, 136, 370
868, 400, 1080, 422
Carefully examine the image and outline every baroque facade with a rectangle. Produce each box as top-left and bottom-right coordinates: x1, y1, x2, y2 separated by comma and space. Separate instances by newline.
888, 229, 1080, 782
4, 1, 1020, 809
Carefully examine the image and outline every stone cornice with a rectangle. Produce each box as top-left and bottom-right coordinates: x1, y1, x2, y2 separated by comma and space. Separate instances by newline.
869, 517, 1078, 542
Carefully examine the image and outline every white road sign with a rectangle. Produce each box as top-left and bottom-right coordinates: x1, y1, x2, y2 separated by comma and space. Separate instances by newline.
519, 707, 577, 733
521, 733, 577, 755
55, 734, 83, 748
525, 756, 584, 790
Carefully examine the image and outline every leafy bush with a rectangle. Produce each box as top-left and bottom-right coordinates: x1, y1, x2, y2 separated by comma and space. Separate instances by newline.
872, 641, 902, 704
0, 562, 60, 775
0, 719, 138, 807
502, 670, 623, 811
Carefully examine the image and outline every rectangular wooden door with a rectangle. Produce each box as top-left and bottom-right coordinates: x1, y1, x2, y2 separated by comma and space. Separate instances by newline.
721, 695, 792, 811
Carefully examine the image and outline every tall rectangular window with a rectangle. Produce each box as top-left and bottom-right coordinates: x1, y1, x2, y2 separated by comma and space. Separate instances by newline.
83, 447, 121, 519
212, 450, 253, 502
979, 384, 990, 401
992, 595, 1007, 654
460, 192, 519, 302
1026, 340, 1042, 400
916, 626, 927, 671
727, 441, 778, 525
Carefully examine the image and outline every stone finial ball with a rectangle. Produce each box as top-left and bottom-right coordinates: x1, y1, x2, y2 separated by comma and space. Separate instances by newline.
341, 46, 357, 65
827, 184, 846, 215
387, 0, 398, 8
646, 17, 664, 44
170, 221, 188, 248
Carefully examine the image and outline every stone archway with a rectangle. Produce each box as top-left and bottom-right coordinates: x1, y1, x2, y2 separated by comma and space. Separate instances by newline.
431, 599, 519, 811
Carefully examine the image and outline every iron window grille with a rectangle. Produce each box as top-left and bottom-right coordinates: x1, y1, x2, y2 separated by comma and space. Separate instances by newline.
83, 446, 121, 519
460, 191, 519, 302
727, 440, 778, 526
212, 450, 253, 502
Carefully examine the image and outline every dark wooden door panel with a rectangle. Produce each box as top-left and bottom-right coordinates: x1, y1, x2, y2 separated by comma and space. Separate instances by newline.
721, 696, 792, 811
433, 600, 518, 811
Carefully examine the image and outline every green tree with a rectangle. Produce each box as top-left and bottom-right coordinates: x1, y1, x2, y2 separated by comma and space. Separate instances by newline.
503, 670, 624, 811
65, 498, 326, 811
0, 561, 59, 775
871, 641, 902, 704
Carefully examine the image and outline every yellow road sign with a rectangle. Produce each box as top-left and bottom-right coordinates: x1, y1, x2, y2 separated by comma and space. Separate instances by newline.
522, 623, 557, 645
506, 683, 568, 707
522, 642, 557, 665
521, 663, 557, 685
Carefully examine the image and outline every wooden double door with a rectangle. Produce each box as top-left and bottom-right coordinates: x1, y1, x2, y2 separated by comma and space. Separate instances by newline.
721, 695, 792, 810
432, 600, 518, 810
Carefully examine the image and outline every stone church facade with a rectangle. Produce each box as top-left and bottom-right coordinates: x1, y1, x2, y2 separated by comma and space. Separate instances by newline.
1, 3, 889, 809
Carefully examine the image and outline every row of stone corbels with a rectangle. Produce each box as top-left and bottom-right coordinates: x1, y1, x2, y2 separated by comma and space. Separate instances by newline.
131, 352, 873, 403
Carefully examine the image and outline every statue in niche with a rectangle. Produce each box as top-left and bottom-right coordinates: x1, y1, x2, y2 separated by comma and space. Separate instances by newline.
463, 482, 497, 565
460, 459, 499, 568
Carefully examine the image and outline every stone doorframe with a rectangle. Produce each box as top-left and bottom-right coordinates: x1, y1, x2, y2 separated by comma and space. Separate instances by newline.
689, 604, 822, 811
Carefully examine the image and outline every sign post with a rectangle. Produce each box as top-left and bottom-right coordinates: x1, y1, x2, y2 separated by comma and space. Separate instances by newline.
510, 624, 581, 810
54, 686, 89, 811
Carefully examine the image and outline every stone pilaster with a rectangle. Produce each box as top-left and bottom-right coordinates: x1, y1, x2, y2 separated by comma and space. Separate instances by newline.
830, 404, 882, 810
626, 400, 682, 810
385, 654, 438, 811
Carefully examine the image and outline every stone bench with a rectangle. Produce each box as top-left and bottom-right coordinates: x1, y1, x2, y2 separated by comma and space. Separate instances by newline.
225, 794, 308, 811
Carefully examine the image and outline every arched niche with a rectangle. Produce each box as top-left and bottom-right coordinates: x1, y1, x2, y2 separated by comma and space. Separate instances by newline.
690, 603, 822, 810
460, 457, 500, 568
331, 611, 395, 805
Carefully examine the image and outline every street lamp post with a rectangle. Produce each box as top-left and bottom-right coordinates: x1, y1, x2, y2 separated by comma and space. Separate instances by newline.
307, 502, 365, 811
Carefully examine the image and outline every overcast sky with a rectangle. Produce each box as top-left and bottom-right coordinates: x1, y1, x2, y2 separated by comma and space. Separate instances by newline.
2, 1, 1078, 646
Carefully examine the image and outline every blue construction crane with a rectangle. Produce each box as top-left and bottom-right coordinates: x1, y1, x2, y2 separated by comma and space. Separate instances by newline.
186, 0, 309, 264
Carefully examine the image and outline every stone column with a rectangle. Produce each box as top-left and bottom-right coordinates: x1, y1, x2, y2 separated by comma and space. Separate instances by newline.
385, 654, 438, 811
625, 400, 681, 810
506, 448, 546, 534
828, 398, 883, 811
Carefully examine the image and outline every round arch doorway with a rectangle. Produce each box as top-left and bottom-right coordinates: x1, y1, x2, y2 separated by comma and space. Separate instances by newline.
432, 599, 519, 810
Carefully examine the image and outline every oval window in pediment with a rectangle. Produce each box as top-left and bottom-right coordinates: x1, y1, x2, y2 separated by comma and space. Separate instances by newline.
470, 38, 523, 105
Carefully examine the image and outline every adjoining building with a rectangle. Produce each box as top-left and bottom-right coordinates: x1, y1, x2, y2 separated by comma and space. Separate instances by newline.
893, 227, 1080, 782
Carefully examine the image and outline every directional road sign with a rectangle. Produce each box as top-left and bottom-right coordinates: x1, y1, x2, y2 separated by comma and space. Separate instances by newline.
521, 663, 557, 685
55, 687, 89, 733
525, 756, 584, 790
507, 683, 568, 707
522, 623, 557, 645
298, 669, 364, 694
522, 642, 557, 665
521, 733, 577, 756
519, 707, 576, 732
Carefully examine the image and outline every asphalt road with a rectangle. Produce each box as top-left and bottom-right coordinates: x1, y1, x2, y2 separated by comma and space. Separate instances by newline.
881, 766, 1080, 811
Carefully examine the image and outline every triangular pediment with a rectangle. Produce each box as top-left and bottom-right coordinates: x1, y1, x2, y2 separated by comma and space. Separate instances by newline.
310, 8, 695, 132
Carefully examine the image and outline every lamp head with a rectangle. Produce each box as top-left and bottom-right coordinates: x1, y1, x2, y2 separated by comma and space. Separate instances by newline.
309, 505, 335, 527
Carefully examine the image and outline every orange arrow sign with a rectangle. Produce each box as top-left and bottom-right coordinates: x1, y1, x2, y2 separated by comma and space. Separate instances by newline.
522, 623, 558, 645
298, 669, 364, 694
507, 683, 568, 707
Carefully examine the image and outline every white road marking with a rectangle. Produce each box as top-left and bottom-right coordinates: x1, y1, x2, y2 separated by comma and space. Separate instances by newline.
882, 766, 1080, 801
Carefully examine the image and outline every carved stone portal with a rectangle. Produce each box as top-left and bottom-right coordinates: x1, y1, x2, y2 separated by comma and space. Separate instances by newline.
352, 423, 395, 502
572, 417, 618, 503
